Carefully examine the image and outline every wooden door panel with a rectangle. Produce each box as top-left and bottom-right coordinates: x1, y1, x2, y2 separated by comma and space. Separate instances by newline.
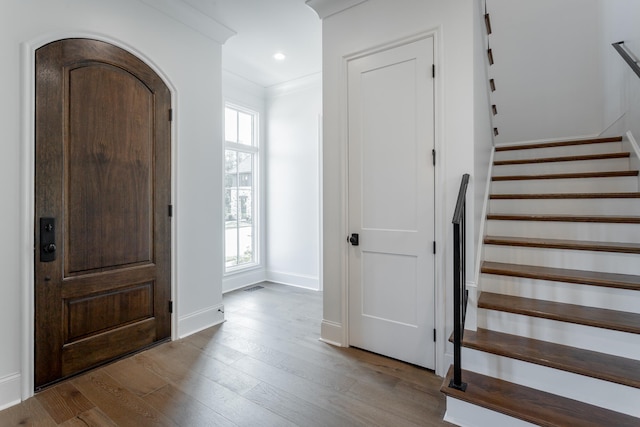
66, 64, 153, 274
35, 39, 171, 389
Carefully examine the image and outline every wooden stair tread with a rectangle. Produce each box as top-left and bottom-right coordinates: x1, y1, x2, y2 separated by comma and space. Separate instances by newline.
495, 136, 623, 152
484, 235, 640, 254
491, 192, 640, 199
441, 366, 640, 427
493, 170, 638, 181
494, 151, 630, 166
478, 292, 640, 334
486, 213, 640, 223
463, 328, 640, 389
481, 261, 640, 291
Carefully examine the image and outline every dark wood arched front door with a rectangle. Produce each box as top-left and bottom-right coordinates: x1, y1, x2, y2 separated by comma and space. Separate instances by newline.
34, 38, 172, 389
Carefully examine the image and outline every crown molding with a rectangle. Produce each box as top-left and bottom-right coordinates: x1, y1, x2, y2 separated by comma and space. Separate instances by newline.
139, 0, 236, 44
305, 0, 368, 19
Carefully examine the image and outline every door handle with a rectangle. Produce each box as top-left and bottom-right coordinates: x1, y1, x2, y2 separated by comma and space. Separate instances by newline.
349, 233, 359, 246
40, 217, 57, 262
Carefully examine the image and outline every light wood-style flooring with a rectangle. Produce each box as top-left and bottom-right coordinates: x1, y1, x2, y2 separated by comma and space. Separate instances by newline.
0, 283, 451, 426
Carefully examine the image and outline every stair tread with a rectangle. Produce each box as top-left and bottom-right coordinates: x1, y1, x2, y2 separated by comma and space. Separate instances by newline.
441, 366, 640, 427
491, 192, 640, 199
486, 213, 640, 223
493, 170, 638, 181
484, 235, 640, 254
481, 261, 640, 291
494, 151, 630, 166
463, 328, 640, 389
478, 291, 640, 334
495, 136, 623, 152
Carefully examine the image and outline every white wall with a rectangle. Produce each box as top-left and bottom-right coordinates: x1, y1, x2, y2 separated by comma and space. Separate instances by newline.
265, 74, 322, 290
319, 0, 475, 377
600, 0, 640, 142
221, 71, 268, 293
2, 0, 226, 408
488, 0, 604, 144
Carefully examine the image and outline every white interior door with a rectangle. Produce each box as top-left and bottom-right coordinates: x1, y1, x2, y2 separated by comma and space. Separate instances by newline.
347, 36, 435, 368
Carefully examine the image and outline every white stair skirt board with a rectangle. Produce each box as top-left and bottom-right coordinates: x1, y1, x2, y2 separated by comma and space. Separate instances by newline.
494, 141, 623, 162
486, 220, 640, 244
491, 175, 638, 194
489, 197, 640, 215
444, 396, 538, 427
462, 347, 640, 417
480, 274, 640, 314
478, 309, 640, 360
484, 245, 640, 276
492, 157, 630, 176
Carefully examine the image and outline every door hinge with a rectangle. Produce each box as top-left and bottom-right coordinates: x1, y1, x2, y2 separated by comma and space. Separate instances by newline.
432, 64, 435, 78
433, 328, 437, 342
432, 149, 436, 166
168, 204, 173, 217
433, 241, 436, 254
169, 108, 173, 122
169, 300, 173, 313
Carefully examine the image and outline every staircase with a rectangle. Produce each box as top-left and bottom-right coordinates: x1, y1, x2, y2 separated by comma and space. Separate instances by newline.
441, 136, 640, 426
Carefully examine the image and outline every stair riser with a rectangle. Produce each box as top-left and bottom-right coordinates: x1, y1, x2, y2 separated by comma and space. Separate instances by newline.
493, 158, 630, 176
480, 274, 640, 314
444, 397, 537, 427
484, 245, 640, 275
486, 220, 640, 243
489, 198, 640, 215
463, 347, 640, 417
494, 142, 623, 161
492, 176, 638, 194
478, 309, 640, 359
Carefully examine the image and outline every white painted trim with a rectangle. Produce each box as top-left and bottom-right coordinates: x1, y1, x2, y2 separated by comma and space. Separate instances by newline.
305, 0, 368, 19
494, 133, 601, 149
138, 0, 235, 43
177, 304, 225, 338
599, 111, 627, 137
223, 267, 267, 294
319, 320, 345, 346
0, 374, 21, 411
474, 146, 495, 287
624, 130, 640, 191
266, 271, 320, 291
20, 32, 179, 404
266, 72, 322, 97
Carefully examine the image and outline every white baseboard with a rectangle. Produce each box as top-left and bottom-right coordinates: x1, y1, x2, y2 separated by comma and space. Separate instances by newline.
319, 319, 345, 346
444, 396, 537, 427
266, 271, 319, 290
0, 373, 21, 411
222, 267, 266, 293
624, 130, 640, 191
494, 133, 600, 149
177, 304, 225, 339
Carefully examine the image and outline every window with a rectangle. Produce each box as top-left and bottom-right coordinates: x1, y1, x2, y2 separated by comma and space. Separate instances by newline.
224, 105, 259, 271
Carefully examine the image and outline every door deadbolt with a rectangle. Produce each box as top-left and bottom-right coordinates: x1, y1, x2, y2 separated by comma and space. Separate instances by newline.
349, 233, 359, 246
40, 217, 57, 262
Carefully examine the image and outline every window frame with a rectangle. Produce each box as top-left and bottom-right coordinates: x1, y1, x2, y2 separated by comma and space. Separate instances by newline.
223, 103, 261, 274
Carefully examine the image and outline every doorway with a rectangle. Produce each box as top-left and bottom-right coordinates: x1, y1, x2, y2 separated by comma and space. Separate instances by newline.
347, 36, 436, 368
34, 38, 172, 389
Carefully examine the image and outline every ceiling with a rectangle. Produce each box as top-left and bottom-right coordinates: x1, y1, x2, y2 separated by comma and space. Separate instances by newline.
182, 0, 322, 88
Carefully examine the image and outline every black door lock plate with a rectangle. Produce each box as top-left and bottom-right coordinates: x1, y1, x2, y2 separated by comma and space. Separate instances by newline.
40, 217, 57, 262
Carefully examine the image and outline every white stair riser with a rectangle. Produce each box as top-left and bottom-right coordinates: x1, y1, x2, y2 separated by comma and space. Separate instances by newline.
492, 176, 638, 194
480, 274, 640, 314
493, 158, 630, 176
484, 245, 640, 275
478, 309, 640, 359
489, 198, 640, 215
494, 142, 623, 161
463, 347, 640, 417
486, 220, 640, 243
444, 397, 537, 427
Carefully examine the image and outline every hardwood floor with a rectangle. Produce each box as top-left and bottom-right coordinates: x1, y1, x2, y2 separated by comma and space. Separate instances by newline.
1, 283, 451, 426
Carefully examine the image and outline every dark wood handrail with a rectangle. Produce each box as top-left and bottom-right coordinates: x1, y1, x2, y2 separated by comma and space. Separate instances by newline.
449, 173, 470, 392
613, 41, 640, 79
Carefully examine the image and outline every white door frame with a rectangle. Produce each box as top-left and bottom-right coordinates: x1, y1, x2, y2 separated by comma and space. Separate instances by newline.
340, 29, 448, 376
19, 31, 179, 401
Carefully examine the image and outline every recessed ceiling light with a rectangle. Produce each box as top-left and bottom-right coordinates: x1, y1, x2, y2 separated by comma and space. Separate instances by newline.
273, 52, 286, 61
